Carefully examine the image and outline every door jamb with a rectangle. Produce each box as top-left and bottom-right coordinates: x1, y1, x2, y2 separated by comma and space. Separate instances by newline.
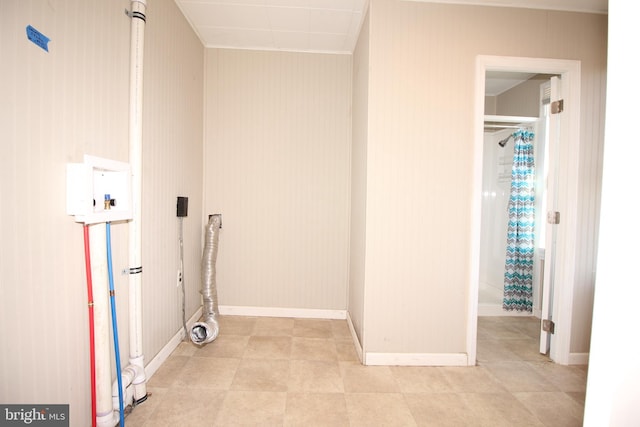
468, 55, 581, 365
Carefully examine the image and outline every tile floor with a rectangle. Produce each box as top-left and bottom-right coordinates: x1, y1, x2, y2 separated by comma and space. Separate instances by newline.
125, 315, 587, 426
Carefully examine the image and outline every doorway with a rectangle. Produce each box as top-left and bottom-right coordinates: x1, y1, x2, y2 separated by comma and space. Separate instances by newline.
478, 73, 554, 361
467, 56, 582, 366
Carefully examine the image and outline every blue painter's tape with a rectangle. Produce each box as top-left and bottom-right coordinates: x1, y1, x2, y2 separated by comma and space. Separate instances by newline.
26, 25, 50, 52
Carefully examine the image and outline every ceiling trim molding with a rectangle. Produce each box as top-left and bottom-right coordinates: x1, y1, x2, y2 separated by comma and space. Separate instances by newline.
405, 0, 608, 15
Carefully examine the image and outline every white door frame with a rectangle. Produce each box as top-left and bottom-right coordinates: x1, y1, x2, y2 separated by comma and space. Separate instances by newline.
467, 55, 581, 365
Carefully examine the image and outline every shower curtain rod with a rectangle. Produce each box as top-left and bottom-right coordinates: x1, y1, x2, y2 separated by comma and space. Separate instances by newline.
484, 115, 537, 132
484, 114, 538, 124
484, 124, 520, 129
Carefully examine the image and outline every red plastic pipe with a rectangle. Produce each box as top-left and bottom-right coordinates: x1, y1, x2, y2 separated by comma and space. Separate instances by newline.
83, 225, 97, 427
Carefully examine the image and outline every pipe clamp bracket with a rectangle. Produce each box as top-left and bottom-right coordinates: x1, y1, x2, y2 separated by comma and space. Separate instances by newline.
122, 266, 143, 275
125, 9, 147, 21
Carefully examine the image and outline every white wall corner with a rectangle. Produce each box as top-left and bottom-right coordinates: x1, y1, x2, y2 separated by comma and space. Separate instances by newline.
346, 311, 364, 364
568, 352, 589, 366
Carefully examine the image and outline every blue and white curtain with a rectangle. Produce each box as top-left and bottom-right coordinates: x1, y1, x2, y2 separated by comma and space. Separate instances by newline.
503, 129, 536, 312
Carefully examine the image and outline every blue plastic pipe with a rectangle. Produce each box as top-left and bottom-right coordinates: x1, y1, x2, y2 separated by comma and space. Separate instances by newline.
106, 222, 125, 427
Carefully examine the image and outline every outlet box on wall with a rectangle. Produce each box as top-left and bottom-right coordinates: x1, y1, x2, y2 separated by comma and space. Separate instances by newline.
67, 155, 133, 224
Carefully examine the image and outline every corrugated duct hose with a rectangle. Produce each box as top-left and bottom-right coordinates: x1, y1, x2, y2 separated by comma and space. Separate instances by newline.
190, 215, 221, 345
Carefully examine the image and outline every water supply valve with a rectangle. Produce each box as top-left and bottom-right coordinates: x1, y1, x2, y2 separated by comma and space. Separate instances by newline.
104, 194, 116, 210
66, 155, 132, 224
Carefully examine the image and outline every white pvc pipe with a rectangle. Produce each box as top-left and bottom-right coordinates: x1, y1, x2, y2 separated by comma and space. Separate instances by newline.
126, 0, 148, 403
90, 3, 148, 421
112, 365, 145, 411
90, 224, 118, 427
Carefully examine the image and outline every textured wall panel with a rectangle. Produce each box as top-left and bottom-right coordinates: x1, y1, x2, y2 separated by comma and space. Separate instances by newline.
0, 0, 204, 424
204, 49, 351, 311
0, 2, 130, 423
141, 0, 204, 363
349, 7, 370, 346
361, 0, 606, 354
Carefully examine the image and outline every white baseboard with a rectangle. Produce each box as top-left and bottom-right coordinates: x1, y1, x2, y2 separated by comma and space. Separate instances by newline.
218, 305, 346, 320
568, 352, 589, 365
346, 312, 364, 364
364, 352, 469, 366
144, 307, 202, 380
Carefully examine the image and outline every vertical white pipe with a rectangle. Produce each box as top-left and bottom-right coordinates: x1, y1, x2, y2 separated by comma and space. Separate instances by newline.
128, 0, 147, 401
90, 224, 118, 427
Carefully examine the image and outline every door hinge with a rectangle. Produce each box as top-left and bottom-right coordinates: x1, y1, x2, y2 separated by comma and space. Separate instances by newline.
551, 99, 564, 114
547, 211, 560, 224
542, 319, 555, 334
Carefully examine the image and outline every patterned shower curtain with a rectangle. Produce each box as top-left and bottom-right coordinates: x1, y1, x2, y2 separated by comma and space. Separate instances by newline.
503, 129, 536, 312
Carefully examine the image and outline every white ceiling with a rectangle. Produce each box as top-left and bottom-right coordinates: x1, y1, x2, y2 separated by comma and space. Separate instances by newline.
174, 0, 608, 54
485, 71, 537, 96
175, 0, 368, 54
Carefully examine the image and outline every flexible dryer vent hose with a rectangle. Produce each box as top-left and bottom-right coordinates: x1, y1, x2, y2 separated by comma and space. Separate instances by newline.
190, 215, 221, 345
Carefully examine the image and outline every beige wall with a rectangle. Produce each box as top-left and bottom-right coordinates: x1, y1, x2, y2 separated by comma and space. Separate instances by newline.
484, 95, 497, 115
349, 7, 371, 346
203, 49, 352, 311
140, 0, 204, 358
357, 0, 606, 355
0, 0, 204, 424
496, 75, 550, 117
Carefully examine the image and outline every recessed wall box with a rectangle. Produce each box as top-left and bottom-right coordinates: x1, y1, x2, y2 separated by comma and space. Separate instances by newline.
177, 196, 188, 217
67, 155, 133, 224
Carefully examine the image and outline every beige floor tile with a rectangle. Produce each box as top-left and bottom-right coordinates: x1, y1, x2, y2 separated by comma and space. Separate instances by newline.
194, 334, 249, 359
404, 392, 476, 427
440, 366, 507, 393
217, 315, 257, 336
509, 317, 542, 339
514, 391, 584, 427
291, 337, 338, 361
244, 335, 292, 359
341, 362, 400, 393
123, 387, 169, 427
565, 391, 586, 406
231, 358, 290, 392
476, 317, 523, 340
284, 392, 349, 426
252, 316, 295, 336
288, 360, 344, 392
174, 357, 240, 389
526, 361, 587, 392
345, 393, 417, 427
331, 319, 353, 340
293, 318, 333, 338
476, 338, 521, 363
124, 316, 591, 427
336, 341, 359, 362
215, 391, 287, 426
146, 355, 189, 388
482, 361, 558, 392
461, 392, 544, 427
390, 366, 453, 393
171, 340, 200, 357
502, 338, 551, 362
145, 387, 226, 427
